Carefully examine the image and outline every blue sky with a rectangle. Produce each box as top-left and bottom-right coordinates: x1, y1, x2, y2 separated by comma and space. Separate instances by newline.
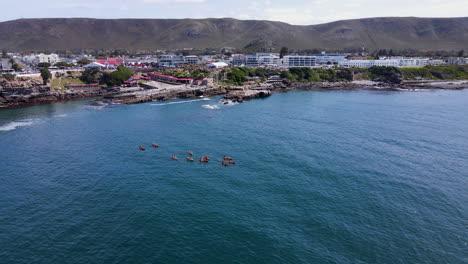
2, 0, 468, 24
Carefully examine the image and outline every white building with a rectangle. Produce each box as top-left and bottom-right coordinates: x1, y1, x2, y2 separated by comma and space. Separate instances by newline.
283, 55, 317, 67
315, 52, 347, 64
446, 57, 467, 65
83, 62, 106, 68
396, 58, 429, 67
231, 54, 246, 66
257, 53, 280, 66
243, 53, 280, 67
158, 55, 185, 67
428, 59, 446, 66
21, 53, 60, 65
208, 62, 229, 69
339, 59, 399, 68
184, 55, 199, 65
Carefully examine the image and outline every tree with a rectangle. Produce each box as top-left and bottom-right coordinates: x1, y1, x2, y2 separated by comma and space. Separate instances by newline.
1, 49, 7, 58
337, 68, 354, 81
458, 49, 465, 57
40, 68, 52, 85
12, 63, 23, 72
77, 58, 92, 66
368, 66, 402, 84
280, 46, 289, 59
100, 66, 134, 86
80, 67, 103, 84
55, 62, 74, 68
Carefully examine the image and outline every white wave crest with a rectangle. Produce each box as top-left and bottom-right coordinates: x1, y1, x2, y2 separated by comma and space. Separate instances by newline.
151, 98, 210, 106
0, 120, 35, 132
202, 104, 220, 110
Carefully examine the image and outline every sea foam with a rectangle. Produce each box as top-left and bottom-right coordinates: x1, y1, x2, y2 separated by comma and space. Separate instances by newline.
0, 120, 35, 132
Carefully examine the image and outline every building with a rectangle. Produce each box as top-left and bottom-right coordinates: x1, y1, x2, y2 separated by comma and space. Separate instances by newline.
208, 62, 229, 69
83, 62, 106, 68
231, 54, 246, 66
1, 58, 12, 71
256, 53, 280, 67
283, 55, 317, 67
21, 53, 60, 65
65, 84, 100, 92
446, 57, 467, 65
243, 53, 280, 67
183, 55, 199, 65
37, 53, 60, 64
244, 54, 259, 67
428, 59, 446, 66
339, 59, 399, 68
148, 73, 193, 84
396, 58, 429, 67
315, 52, 347, 64
158, 55, 185, 67
95, 57, 125, 67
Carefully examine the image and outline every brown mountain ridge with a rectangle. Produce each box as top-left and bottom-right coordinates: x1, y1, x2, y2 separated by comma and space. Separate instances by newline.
0, 17, 467, 51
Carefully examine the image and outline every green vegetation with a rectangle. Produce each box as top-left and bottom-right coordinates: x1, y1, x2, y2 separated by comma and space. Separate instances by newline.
77, 58, 92, 66
54, 62, 75, 68
1, 73, 15, 81
399, 65, 468, 80
100, 66, 134, 86
40, 68, 52, 85
221, 67, 354, 85
367, 66, 403, 84
51, 77, 85, 91
156, 68, 210, 80
80, 67, 103, 84
79, 66, 134, 86
37, 62, 51, 68
280, 47, 289, 58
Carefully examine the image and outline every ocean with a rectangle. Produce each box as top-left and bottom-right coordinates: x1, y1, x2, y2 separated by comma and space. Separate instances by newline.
0, 89, 467, 263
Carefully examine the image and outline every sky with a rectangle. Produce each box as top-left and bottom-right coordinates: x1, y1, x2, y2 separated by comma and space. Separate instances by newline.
1, 0, 468, 25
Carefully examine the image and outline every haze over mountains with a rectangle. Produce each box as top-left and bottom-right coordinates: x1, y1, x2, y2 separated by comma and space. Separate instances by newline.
0, 17, 467, 52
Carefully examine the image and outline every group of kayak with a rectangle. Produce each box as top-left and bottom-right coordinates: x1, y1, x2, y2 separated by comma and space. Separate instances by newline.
138, 144, 236, 166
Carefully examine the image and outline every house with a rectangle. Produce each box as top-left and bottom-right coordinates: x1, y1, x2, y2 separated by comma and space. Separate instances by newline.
158, 55, 185, 67
65, 83, 100, 91
1, 58, 12, 72
208, 62, 229, 69
315, 52, 346, 64
148, 73, 193, 84
95, 57, 125, 67
83, 62, 106, 68
283, 55, 317, 67
339, 59, 399, 68
231, 54, 246, 66
184, 55, 199, 65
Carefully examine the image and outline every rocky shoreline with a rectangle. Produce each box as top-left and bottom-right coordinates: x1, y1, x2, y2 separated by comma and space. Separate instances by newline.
1, 80, 467, 109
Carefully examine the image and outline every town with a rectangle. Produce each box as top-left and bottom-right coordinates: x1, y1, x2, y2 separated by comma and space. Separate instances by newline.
1, 48, 468, 108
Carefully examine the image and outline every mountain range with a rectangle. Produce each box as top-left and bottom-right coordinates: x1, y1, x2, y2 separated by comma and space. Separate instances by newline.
0, 17, 467, 52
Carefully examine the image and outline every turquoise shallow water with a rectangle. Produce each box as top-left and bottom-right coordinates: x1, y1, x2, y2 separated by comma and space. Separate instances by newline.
0, 90, 467, 263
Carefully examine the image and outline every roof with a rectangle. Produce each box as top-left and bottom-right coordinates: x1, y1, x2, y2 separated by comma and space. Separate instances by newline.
83, 62, 105, 68
208, 62, 229, 67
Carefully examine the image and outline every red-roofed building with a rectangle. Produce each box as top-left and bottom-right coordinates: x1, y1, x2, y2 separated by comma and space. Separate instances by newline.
65, 83, 100, 91
95, 57, 125, 67
148, 73, 193, 84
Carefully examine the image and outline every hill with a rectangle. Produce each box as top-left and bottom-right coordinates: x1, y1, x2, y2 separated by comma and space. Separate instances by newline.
0, 17, 467, 51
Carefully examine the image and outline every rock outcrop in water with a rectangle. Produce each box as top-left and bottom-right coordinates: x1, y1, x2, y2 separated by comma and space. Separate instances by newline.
223, 89, 272, 103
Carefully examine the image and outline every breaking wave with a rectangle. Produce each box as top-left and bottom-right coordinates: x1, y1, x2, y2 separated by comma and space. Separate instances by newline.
151, 98, 210, 106
0, 120, 36, 132
201, 104, 220, 110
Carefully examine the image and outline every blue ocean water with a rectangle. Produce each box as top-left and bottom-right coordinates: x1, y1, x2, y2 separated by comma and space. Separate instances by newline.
0, 90, 467, 263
